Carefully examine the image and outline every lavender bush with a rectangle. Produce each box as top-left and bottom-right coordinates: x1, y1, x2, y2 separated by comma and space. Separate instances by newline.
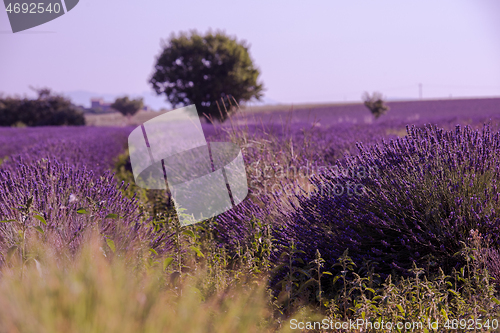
273, 124, 500, 276
211, 119, 401, 257
0, 127, 173, 265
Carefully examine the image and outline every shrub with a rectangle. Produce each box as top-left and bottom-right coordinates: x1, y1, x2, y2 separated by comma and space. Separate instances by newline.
0, 158, 172, 265
111, 96, 144, 120
362, 91, 389, 119
0, 88, 85, 127
273, 125, 500, 276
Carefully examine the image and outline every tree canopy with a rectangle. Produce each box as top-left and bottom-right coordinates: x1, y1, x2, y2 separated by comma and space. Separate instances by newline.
149, 30, 264, 122
111, 96, 144, 118
362, 91, 390, 119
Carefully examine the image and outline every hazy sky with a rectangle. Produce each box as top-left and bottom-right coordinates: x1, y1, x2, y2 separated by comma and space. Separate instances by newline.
1, 0, 499, 108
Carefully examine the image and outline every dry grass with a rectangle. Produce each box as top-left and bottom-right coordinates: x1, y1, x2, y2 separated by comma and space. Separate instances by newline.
84, 110, 163, 127
0, 233, 279, 333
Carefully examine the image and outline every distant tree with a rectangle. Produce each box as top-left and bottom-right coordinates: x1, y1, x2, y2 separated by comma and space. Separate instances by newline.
362, 91, 390, 119
0, 94, 21, 126
111, 96, 144, 122
0, 88, 85, 127
149, 30, 264, 122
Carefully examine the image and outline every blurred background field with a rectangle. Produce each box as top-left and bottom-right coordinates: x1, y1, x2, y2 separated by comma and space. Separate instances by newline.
85, 97, 500, 128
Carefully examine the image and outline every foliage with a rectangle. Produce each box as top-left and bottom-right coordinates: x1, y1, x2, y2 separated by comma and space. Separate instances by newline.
0, 88, 85, 126
273, 124, 500, 277
149, 30, 264, 122
362, 91, 390, 119
1, 227, 499, 332
111, 96, 144, 118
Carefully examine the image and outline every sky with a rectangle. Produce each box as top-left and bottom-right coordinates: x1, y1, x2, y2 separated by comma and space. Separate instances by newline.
1, 0, 500, 109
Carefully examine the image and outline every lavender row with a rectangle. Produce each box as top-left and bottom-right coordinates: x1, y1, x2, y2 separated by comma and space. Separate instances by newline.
274, 124, 500, 275
0, 126, 132, 175
0, 126, 175, 262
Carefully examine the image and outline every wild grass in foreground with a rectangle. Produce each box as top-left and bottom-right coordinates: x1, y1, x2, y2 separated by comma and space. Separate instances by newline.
0, 231, 499, 333
0, 233, 274, 333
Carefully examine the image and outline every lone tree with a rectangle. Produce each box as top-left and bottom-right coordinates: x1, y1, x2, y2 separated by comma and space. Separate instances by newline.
111, 96, 144, 122
149, 30, 264, 122
362, 91, 390, 119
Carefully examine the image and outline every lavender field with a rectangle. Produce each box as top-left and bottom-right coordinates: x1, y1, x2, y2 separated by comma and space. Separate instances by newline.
1, 98, 500, 332
234, 97, 500, 127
